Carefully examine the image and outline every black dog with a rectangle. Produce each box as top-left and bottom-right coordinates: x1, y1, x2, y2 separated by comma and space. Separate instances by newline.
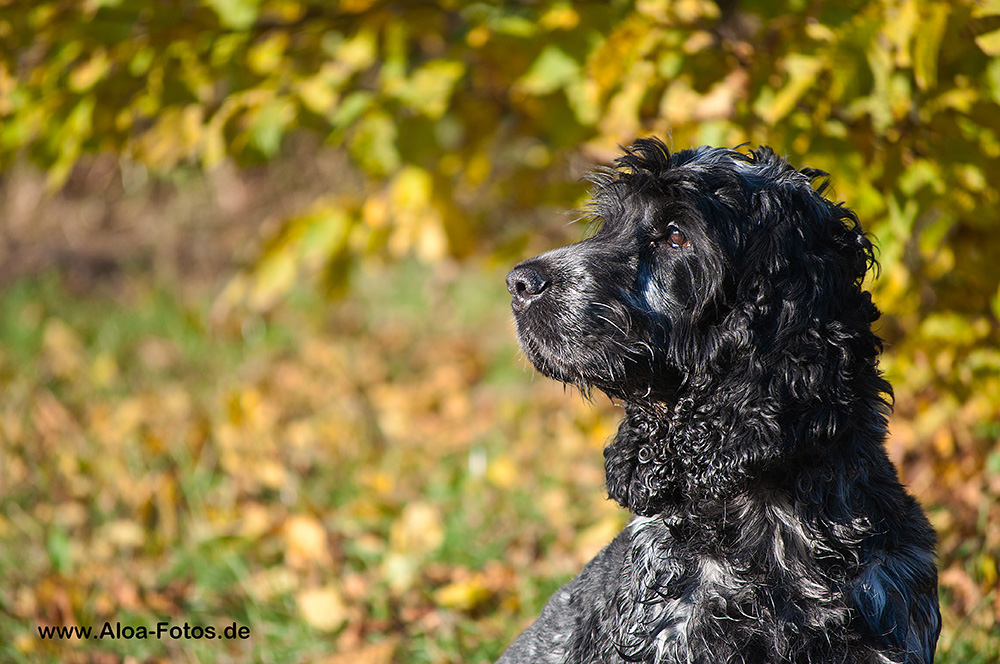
499, 139, 939, 664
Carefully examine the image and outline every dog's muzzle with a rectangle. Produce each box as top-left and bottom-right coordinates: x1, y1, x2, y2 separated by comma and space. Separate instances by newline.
506, 263, 551, 312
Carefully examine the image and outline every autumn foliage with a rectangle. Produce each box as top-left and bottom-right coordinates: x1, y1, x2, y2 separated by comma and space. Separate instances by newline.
1, 1, 999, 662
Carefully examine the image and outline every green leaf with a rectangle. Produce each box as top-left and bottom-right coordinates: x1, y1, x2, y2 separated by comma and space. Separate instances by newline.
349, 110, 400, 176
987, 59, 1000, 105
250, 98, 295, 158
46, 527, 73, 574
250, 248, 297, 310
330, 91, 373, 130
920, 313, 991, 345
516, 45, 580, 96
489, 14, 538, 38
47, 96, 96, 189
396, 60, 465, 119
204, 0, 260, 31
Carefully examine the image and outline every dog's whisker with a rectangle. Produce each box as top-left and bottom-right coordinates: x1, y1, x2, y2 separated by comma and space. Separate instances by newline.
595, 313, 628, 338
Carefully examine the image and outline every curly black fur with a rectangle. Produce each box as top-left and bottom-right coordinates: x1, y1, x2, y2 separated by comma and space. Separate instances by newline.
498, 139, 939, 664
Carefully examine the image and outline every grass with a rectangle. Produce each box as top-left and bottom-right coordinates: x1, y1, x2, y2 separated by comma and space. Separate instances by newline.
0, 263, 996, 663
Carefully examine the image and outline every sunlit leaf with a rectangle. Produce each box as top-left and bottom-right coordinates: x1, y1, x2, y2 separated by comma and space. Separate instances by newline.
389, 501, 444, 556
540, 3, 580, 31
284, 515, 331, 569
396, 60, 465, 119
434, 574, 491, 610
250, 248, 297, 310
754, 55, 823, 125
600, 60, 654, 142
297, 586, 347, 631
205, 0, 260, 30
246, 567, 297, 601
101, 520, 146, 550
516, 45, 580, 96
349, 110, 400, 176
297, 75, 338, 115
920, 314, 991, 345
68, 49, 110, 92
330, 91, 373, 130
249, 98, 295, 157
913, 4, 948, 91
247, 31, 289, 75
42, 319, 87, 380
975, 29, 1000, 56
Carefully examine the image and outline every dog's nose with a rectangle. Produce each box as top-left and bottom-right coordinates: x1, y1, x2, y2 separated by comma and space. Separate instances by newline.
506, 264, 550, 310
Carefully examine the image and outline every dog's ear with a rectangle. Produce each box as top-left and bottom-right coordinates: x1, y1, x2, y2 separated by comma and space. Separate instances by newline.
724, 165, 890, 448
738, 158, 876, 317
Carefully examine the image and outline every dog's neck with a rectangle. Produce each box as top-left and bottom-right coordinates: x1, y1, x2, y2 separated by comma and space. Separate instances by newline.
604, 364, 891, 519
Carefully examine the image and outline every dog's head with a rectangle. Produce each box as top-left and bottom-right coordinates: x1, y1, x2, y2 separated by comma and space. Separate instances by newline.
508, 138, 879, 404
508, 138, 888, 510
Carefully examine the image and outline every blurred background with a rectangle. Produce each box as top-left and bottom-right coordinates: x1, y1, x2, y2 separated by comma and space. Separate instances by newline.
1, 1, 998, 662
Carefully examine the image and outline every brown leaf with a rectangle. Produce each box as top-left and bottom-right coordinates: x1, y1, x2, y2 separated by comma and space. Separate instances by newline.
315, 639, 397, 664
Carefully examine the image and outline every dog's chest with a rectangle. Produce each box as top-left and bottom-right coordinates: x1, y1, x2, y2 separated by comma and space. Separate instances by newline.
618, 518, 742, 660
619, 513, 833, 664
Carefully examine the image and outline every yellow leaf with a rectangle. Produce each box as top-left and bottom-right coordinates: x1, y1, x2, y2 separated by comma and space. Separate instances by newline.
434, 574, 491, 610
486, 454, 518, 489
284, 515, 331, 568
349, 111, 400, 176
884, 0, 917, 68
89, 352, 119, 388
247, 567, 297, 601
255, 459, 289, 489
396, 60, 465, 119
247, 31, 288, 75
682, 31, 713, 55
68, 49, 110, 92
42, 319, 86, 381
131, 105, 204, 170
979, 554, 998, 588
205, 0, 259, 30
540, 3, 580, 31
250, 249, 297, 311
972, 0, 1000, 17
389, 502, 444, 556
386, 166, 447, 260
298, 75, 338, 114
755, 55, 823, 125
14, 633, 34, 655
321, 639, 398, 664
297, 586, 347, 631
976, 28, 1000, 56
913, 4, 948, 91
466, 26, 490, 48
239, 502, 272, 538
381, 551, 419, 591
339, 0, 377, 12
600, 60, 654, 142
672, 0, 719, 23
102, 519, 146, 549
328, 29, 377, 86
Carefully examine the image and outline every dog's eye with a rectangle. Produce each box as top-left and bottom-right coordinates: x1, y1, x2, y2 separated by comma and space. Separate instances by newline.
652, 226, 690, 249
668, 228, 689, 247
